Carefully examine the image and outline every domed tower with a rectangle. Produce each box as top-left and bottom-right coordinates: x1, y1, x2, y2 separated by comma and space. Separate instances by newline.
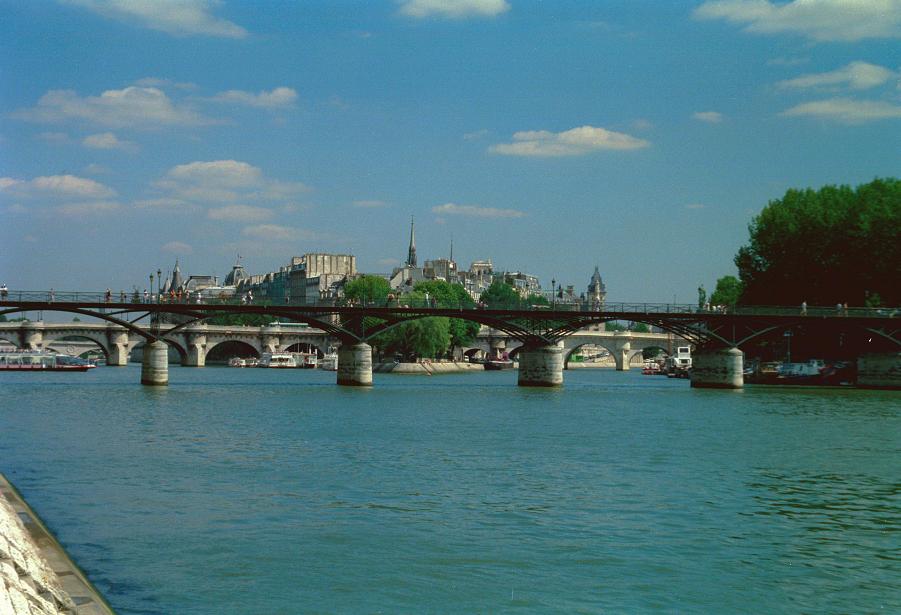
588, 266, 606, 310
224, 256, 248, 287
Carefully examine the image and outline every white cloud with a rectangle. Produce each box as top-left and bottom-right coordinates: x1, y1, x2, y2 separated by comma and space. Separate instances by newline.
781, 97, 901, 122
133, 77, 198, 90
432, 202, 525, 218
692, 111, 724, 123
207, 204, 273, 221
63, 0, 248, 38
632, 118, 654, 130
154, 160, 309, 204
134, 197, 194, 210
353, 199, 386, 208
778, 61, 898, 90
56, 200, 121, 215
83, 163, 110, 175
399, 0, 510, 19
14, 86, 214, 129
211, 87, 298, 109
0, 174, 116, 199
694, 0, 901, 42
82, 132, 137, 151
242, 224, 315, 241
490, 125, 649, 157
162, 241, 193, 254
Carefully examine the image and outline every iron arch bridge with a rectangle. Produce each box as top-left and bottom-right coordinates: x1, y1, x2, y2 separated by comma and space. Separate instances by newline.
1, 290, 898, 388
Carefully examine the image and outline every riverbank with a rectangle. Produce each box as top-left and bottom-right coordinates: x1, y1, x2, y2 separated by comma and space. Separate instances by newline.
0, 473, 112, 615
374, 361, 485, 374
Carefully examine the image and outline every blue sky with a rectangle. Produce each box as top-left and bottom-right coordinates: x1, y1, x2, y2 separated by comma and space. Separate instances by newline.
2, 0, 899, 302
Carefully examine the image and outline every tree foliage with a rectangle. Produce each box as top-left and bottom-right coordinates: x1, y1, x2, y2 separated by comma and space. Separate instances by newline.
709, 275, 742, 307
735, 178, 900, 306
413, 280, 479, 349
343, 275, 391, 304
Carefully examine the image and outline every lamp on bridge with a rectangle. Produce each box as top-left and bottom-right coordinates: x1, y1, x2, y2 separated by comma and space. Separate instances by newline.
551, 278, 556, 308
149, 273, 154, 304
157, 269, 162, 304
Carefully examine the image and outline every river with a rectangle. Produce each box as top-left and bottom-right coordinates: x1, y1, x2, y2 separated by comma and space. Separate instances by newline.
1, 366, 898, 613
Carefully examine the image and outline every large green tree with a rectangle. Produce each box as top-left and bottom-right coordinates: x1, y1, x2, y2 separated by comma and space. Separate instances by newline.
414, 280, 480, 351
343, 275, 391, 305
735, 178, 900, 306
709, 275, 742, 307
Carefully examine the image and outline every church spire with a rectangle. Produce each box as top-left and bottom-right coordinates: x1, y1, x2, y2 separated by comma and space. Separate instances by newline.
406, 215, 417, 267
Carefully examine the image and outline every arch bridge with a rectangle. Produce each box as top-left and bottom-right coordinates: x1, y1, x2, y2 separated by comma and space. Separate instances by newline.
1, 290, 898, 389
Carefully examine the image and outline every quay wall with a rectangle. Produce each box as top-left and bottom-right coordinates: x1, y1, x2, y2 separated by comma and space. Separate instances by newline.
0, 474, 113, 615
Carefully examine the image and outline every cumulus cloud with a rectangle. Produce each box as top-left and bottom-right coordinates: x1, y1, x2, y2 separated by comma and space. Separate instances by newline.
162, 241, 193, 254
398, 0, 510, 19
778, 61, 898, 90
56, 200, 121, 215
780, 97, 901, 122
207, 204, 273, 221
154, 160, 308, 203
210, 87, 298, 109
693, 111, 724, 123
63, 0, 248, 38
82, 131, 137, 150
489, 125, 649, 157
694, 0, 901, 42
134, 197, 195, 210
0, 174, 116, 199
14, 86, 214, 129
353, 199, 387, 208
432, 202, 525, 218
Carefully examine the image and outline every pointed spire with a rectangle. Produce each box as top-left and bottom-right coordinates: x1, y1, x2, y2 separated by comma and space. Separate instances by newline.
449, 235, 454, 263
406, 215, 417, 267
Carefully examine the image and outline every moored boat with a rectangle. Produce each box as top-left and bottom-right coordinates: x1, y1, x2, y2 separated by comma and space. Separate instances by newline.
320, 350, 338, 371
259, 353, 297, 368
0, 350, 96, 372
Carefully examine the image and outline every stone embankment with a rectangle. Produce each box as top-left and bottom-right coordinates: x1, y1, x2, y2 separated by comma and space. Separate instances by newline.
374, 361, 485, 374
0, 474, 112, 615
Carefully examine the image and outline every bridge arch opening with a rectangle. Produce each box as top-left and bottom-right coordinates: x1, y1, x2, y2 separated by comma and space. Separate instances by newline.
131, 339, 187, 365
48, 335, 110, 360
206, 340, 260, 364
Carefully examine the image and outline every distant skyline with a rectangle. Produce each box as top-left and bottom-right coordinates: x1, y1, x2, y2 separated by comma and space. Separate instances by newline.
2, 1, 899, 301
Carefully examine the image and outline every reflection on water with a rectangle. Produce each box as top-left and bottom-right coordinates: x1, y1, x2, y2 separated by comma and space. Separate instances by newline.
0, 366, 898, 614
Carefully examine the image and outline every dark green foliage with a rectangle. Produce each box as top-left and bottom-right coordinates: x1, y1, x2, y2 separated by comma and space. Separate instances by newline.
343, 275, 391, 304
735, 178, 900, 306
205, 301, 278, 326
709, 275, 742, 307
414, 280, 480, 349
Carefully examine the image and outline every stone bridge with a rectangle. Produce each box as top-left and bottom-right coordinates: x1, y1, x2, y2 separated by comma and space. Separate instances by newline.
466, 328, 687, 370
0, 321, 334, 367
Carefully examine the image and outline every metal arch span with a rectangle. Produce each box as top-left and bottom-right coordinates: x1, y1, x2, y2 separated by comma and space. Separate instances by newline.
1, 298, 898, 352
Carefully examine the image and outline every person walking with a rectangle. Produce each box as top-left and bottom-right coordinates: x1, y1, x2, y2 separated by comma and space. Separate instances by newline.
0, 283, 7, 301
801, 301, 807, 316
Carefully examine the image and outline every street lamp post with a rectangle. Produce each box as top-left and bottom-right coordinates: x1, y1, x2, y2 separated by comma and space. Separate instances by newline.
551, 278, 556, 309
157, 269, 162, 304
149, 274, 154, 304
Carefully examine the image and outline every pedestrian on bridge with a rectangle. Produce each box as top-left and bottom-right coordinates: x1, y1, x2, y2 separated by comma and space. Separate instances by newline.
143, 289, 149, 303
0, 284, 7, 301
801, 301, 807, 316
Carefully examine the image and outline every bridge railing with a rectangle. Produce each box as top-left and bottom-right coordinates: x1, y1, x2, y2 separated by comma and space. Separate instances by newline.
0, 290, 897, 318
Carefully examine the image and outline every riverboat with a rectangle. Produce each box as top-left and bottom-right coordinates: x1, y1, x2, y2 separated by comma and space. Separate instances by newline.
0, 350, 96, 372
293, 352, 318, 369
228, 357, 259, 368
320, 350, 338, 371
745, 359, 855, 386
259, 353, 297, 368
484, 359, 515, 370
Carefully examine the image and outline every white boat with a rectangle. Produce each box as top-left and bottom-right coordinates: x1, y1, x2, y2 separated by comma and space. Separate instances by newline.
259, 352, 297, 368
0, 349, 95, 372
228, 357, 247, 367
293, 352, 318, 369
320, 351, 338, 371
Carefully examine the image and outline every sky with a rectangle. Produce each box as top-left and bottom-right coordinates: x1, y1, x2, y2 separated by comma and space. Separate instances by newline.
1, 0, 899, 303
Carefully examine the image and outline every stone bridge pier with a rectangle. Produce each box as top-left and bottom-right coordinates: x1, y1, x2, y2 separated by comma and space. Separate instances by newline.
691, 347, 744, 389
106, 326, 130, 366
337, 342, 373, 386
610, 332, 633, 371
181, 326, 208, 367
518, 342, 564, 387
